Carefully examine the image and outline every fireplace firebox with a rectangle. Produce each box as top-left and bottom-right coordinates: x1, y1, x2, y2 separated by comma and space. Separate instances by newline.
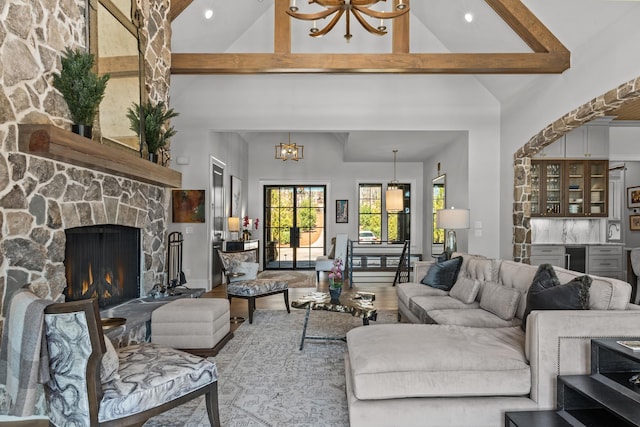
64, 225, 141, 308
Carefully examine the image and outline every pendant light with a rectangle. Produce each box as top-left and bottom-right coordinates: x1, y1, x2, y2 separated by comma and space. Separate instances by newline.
386, 150, 403, 212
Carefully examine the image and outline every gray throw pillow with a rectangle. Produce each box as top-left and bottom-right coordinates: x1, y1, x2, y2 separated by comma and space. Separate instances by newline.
480, 281, 521, 321
521, 264, 591, 331
449, 276, 480, 304
229, 262, 259, 282
420, 256, 463, 291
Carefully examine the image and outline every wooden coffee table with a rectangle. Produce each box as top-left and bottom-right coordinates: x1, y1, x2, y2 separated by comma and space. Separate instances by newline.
291, 292, 377, 350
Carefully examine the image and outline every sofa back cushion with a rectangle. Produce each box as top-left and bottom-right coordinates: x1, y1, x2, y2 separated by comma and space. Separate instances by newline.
553, 266, 631, 310
480, 281, 521, 321
498, 261, 540, 319
449, 277, 481, 304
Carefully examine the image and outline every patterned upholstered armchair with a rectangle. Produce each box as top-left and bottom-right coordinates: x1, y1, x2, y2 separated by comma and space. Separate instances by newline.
43, 298, 220, 426
217, 249, 290, 323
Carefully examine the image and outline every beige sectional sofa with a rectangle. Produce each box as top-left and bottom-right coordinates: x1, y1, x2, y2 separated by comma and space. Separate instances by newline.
345, 253, 640, 427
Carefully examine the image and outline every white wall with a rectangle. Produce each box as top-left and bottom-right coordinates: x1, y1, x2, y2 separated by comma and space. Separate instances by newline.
168, 129, 248, 289
246, 132, 424, 253
499, 8, 640, 259
423, 136, 470, 258
170, 73, 502, 264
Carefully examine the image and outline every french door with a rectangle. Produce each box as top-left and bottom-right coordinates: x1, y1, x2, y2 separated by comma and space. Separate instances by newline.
264, 185, 326, 270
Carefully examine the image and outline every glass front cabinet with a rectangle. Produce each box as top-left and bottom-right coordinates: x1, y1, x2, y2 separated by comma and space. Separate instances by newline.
531, 160, 564, 217
532, 159, 608, 217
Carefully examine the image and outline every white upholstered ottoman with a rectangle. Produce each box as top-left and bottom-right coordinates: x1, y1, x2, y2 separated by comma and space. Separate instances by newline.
151, 298, 232, 356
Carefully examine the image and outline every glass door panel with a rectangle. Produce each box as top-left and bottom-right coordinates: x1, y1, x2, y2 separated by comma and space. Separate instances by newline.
531, 163, 540, 215
264, 185, 325, 269
567, 161, 585, 216
545, 162, 563, 216
589, 161, 607, 216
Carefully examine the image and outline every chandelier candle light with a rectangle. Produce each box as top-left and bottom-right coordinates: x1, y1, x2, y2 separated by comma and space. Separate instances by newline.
287, 0, 410, 41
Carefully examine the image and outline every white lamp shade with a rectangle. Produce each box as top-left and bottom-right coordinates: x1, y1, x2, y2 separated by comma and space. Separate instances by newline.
436, 208, 470, 230
228, 217, 240, 232
386, 188, 403, 212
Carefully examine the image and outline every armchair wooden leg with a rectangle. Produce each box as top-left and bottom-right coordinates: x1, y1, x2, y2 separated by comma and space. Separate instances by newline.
283, 290, 290, 313
205, 382, 221, 427
248, 297, 255, 324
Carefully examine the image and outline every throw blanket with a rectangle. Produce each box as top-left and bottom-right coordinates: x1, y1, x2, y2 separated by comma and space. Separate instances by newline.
0, 287, 52, 416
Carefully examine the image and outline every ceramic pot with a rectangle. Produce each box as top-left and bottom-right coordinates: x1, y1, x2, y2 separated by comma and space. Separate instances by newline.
72, 124, 92, 139
148, 152, 159, 163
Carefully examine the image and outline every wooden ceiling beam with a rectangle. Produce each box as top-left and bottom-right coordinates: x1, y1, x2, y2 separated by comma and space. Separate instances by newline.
171, 52, 569, 74
169, 0, 570, 74
485, 0, 568, 54
170, 0, 193, 22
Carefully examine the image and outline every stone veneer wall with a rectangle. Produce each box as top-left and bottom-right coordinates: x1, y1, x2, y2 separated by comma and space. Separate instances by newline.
0, 0, 172, 324
512, 77, 640, 263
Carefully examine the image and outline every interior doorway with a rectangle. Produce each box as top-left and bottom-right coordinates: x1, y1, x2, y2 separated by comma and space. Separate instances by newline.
210, 158, 225, 288
264, 185, 326, 270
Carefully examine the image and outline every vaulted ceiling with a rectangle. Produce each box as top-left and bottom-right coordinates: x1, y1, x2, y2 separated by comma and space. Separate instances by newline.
168, 0, 640, 161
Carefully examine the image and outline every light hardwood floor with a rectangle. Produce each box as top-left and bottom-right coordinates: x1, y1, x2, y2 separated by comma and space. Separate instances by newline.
202, 271, 399, 333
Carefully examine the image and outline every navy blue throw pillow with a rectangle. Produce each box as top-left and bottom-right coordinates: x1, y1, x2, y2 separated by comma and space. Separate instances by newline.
421, 256, 463, 291
521, 264, 591, 331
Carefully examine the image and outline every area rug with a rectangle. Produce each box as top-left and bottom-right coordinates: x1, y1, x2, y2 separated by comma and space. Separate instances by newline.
143, 308, 397, 427
257, 270, 316, 288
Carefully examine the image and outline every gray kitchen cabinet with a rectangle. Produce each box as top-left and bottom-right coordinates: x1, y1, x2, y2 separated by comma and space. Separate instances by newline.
564, 125, 609, 159
587, 245, 623, 280
530, 245, 565, 269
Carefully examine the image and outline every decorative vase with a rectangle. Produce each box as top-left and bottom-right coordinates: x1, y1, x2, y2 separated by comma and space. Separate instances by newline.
148, 152, 158, 163
329, 280, 342, 303
242, 230, 251, 241
72, 124, 92, 139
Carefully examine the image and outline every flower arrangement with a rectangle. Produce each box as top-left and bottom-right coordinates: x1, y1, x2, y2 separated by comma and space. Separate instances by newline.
243, 216, 259, 231
328, 257, 343, 288
242, 216, 259, 240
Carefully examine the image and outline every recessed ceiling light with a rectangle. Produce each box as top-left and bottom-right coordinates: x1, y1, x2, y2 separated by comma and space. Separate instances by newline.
204, 9, 214, 20
464, 12, 473, 23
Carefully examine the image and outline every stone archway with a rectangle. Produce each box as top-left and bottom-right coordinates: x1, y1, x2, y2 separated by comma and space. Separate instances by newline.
512, 76, 640, 263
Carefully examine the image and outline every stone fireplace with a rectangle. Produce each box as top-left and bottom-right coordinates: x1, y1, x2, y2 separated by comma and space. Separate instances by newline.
64, 224, 141, 308
0, 155, 170, 318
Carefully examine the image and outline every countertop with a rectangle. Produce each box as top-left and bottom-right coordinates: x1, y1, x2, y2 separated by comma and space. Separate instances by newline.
532, 242, 624, 246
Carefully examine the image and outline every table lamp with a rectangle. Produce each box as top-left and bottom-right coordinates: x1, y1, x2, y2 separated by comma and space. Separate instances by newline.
228, 217, 240, 241
436, 207, 470, 258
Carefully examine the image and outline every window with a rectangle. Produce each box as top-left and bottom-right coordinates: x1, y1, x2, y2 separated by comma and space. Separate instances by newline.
358, 184, 381, 242
388, 183, 411, 243
358, 183, 411, 243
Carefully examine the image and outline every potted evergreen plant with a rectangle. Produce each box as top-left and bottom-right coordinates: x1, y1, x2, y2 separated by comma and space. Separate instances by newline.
52, 48, 110, 138
127, 101, 179, 163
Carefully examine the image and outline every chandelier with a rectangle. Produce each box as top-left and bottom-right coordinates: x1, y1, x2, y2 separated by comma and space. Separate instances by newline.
275, 133, 304, 161
287, 0, 410, 41
386, 149, 403, 212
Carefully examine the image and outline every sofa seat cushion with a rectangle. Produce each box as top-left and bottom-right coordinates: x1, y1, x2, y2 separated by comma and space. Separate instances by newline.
99, 343, 218, 422
397, 282, 448, 309
427, 308, 522, 328
410, 296, 479, 324
346, 324, 529, 400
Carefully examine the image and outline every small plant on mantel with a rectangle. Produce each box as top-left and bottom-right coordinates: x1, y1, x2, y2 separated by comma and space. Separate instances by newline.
52, 48, 110, 139
127, 101, 179, 163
